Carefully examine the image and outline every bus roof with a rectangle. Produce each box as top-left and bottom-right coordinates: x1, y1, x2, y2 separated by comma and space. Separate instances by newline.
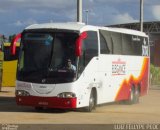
25, 22, 86, 31
25, 22, 147, 37
101, 27, 147, 37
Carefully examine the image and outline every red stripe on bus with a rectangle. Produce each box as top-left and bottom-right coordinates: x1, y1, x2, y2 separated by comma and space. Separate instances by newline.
16, 96, 77, 109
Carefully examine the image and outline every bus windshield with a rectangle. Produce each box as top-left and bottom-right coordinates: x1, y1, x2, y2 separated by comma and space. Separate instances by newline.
17, 31, 78, 84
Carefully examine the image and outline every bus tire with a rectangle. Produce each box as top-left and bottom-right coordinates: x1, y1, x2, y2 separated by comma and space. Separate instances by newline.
134, 87, 140, 103
127, 86, 139, 104
84, 89, 96, 112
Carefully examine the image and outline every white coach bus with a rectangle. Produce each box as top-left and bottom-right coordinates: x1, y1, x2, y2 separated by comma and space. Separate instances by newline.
12, 22, 150, 112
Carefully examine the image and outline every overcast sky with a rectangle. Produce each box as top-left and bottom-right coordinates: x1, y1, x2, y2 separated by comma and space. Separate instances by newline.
0, 0, 160, 36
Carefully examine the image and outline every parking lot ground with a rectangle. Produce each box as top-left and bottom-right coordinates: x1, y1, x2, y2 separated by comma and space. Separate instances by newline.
0, 87, 160, 124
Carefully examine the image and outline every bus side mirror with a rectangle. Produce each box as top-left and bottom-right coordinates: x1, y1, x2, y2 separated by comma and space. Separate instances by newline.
75, 32, 87, 57
11, 33, 21, 55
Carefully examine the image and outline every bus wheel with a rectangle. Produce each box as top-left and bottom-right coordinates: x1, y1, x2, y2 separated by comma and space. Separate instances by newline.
134, 87, 140, 103
127, 86, 139, 104
85, 90, 96, 112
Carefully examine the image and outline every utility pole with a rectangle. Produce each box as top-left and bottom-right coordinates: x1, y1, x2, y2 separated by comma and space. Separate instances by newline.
77, 0, 82, 23
140, 0, 144, 32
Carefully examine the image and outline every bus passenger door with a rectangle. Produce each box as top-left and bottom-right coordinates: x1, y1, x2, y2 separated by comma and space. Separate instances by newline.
97, 55, 114, 103
76, 31, 99, 107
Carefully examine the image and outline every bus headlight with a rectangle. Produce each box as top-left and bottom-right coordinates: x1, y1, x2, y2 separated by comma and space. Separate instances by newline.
16, 90, 30, 96
57, 92, 76, 98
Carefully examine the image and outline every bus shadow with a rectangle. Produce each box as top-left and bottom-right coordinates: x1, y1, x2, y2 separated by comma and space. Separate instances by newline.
0, 96, 70, 114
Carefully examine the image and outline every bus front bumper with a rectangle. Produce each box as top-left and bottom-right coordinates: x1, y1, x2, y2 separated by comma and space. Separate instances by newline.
16, 96, 77, 109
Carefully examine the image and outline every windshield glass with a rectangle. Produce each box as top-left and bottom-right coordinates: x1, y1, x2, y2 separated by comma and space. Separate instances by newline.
17, 31, 78, 84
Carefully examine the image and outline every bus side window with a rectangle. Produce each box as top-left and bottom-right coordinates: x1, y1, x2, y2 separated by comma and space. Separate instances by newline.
123, 34, 144, 56
111, 32, 122, 55
83, 31, 98, 66
99, 30, 113, 54
100, 32, 110, 54
122, 34, 134, 55
132, 36, 142, 56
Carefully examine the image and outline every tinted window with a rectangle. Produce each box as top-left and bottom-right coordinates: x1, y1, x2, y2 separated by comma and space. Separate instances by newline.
99, 30, 113, 53
122, 34, 146, 56
122, 34, 134, 55
99, 30, 148, 56
23, 33, 53, 71
100, 32, 110, 54
83, 31, 98, 65
18, 32, 79, 84
111, 32, 122, 54
132, 35, 143, 56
